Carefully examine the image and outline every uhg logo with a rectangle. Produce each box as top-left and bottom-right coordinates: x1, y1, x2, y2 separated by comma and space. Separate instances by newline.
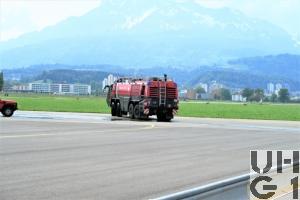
250, 150, 299, 200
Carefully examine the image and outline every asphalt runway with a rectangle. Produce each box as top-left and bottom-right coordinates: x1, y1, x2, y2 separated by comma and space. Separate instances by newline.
1, 111, 299, 200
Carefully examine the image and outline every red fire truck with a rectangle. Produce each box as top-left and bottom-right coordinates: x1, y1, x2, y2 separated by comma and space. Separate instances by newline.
106, 75, 178, 121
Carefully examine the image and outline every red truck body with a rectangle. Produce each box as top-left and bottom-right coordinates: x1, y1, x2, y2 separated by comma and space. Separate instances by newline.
106, 75, 178, 121
0, 99, 18, 117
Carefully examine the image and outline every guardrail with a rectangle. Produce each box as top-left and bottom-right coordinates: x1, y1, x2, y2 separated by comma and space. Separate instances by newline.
153, 162, 298, 200
154, 174, 249, 200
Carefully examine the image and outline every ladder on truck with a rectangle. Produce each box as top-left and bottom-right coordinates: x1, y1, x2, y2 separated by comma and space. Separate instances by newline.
159, 82, 167, 106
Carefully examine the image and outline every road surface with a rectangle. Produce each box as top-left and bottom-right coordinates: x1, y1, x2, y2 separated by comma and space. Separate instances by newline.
1, 111, 299, 200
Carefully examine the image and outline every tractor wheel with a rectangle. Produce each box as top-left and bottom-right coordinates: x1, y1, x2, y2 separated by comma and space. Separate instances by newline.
134, 104, 140, 119
129, 104, 134, 119
2, 107, 14, 117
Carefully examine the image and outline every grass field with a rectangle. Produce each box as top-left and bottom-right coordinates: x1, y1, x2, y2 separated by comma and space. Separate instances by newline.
2, 95, 110, 114
1, 94, 300, 121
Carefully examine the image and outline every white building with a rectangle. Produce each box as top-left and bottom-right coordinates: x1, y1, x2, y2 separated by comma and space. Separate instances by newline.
102, 78, 108, 90
61, 84, 72, 93
232, 94, 246, 102
179, 89, 188, 98
12, 84, 30, 91
73, 84, 91, 95
29, 83, 91, 95
267, 83, 275, 94
107, 74, 117, 86
208, 81, 224, 93
102, 74, 118, 89
29, 83, 50, 93
50, 84, 60, 93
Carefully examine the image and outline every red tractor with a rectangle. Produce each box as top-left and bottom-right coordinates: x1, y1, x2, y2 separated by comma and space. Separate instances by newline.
0, 99, 18, 117
106, 75, 178, 122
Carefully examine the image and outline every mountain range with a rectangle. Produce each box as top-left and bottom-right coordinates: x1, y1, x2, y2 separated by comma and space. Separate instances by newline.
1, 0, 300, 68
3, 54, 300, 91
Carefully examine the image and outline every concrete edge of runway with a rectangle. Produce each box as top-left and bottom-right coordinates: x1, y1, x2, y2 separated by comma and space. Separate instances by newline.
7, 110, 300, 124
153, 162, 299, 200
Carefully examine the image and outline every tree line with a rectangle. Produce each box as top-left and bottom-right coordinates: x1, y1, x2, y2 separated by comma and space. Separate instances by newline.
195, 86, 233, 101
195, 85, 291, 103
242, 88, 290, 103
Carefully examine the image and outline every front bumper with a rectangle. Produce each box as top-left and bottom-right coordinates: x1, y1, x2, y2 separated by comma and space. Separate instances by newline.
142, 98, 178, 116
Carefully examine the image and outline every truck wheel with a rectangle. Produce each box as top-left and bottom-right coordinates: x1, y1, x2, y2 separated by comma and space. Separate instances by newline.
2, 107, 14, 117
111, 102, 117, 116
157, 113, 164, 122
164, 116, 172, 122
129, 104, 134, 119
116, 102, 122, 117
157, 113, 172, 122
134, 105, 140, 119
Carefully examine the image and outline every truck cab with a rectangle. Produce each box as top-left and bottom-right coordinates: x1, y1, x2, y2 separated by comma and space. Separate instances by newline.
0, 99, 18, 117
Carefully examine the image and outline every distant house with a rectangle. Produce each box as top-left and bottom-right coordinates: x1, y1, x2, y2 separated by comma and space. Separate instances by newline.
187, 89, 197, 99
232, 94, 246, 102
11, 84, 30, 91
179, 89, 188, 99
200, 93, 211, 100
208, 81, 224, 93
179, 89, 197, 99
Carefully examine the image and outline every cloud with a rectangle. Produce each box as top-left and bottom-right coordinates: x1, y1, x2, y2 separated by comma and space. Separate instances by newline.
194, 0, 230, 8
237, 0, 300, 36
0, 0, 102, 41
1, 0, 299, 41
195, 0, 300, 36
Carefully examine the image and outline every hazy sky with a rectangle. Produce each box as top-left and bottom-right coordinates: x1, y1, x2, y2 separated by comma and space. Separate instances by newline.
0, 0, 299, 41
0, 0, 102, 41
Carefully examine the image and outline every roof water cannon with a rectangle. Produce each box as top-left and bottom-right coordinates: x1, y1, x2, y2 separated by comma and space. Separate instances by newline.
164, 74, 167, 82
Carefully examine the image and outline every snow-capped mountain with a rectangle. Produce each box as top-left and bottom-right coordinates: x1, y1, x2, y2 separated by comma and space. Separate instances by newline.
0, 0, 299, 68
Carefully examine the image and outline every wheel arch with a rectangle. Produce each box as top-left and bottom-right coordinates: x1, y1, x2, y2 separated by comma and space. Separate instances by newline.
2, 104, 16, 111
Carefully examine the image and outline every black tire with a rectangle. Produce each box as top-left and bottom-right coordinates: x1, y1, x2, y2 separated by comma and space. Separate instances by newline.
129, 104, 134, 119
116, 102, 122, 117
157, 113, 172, 122
157, 113, 164, 122
111, 102, 116, 116
134, 104, 140, 119
2, 107, 14, 117
164, 117, 172, 122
